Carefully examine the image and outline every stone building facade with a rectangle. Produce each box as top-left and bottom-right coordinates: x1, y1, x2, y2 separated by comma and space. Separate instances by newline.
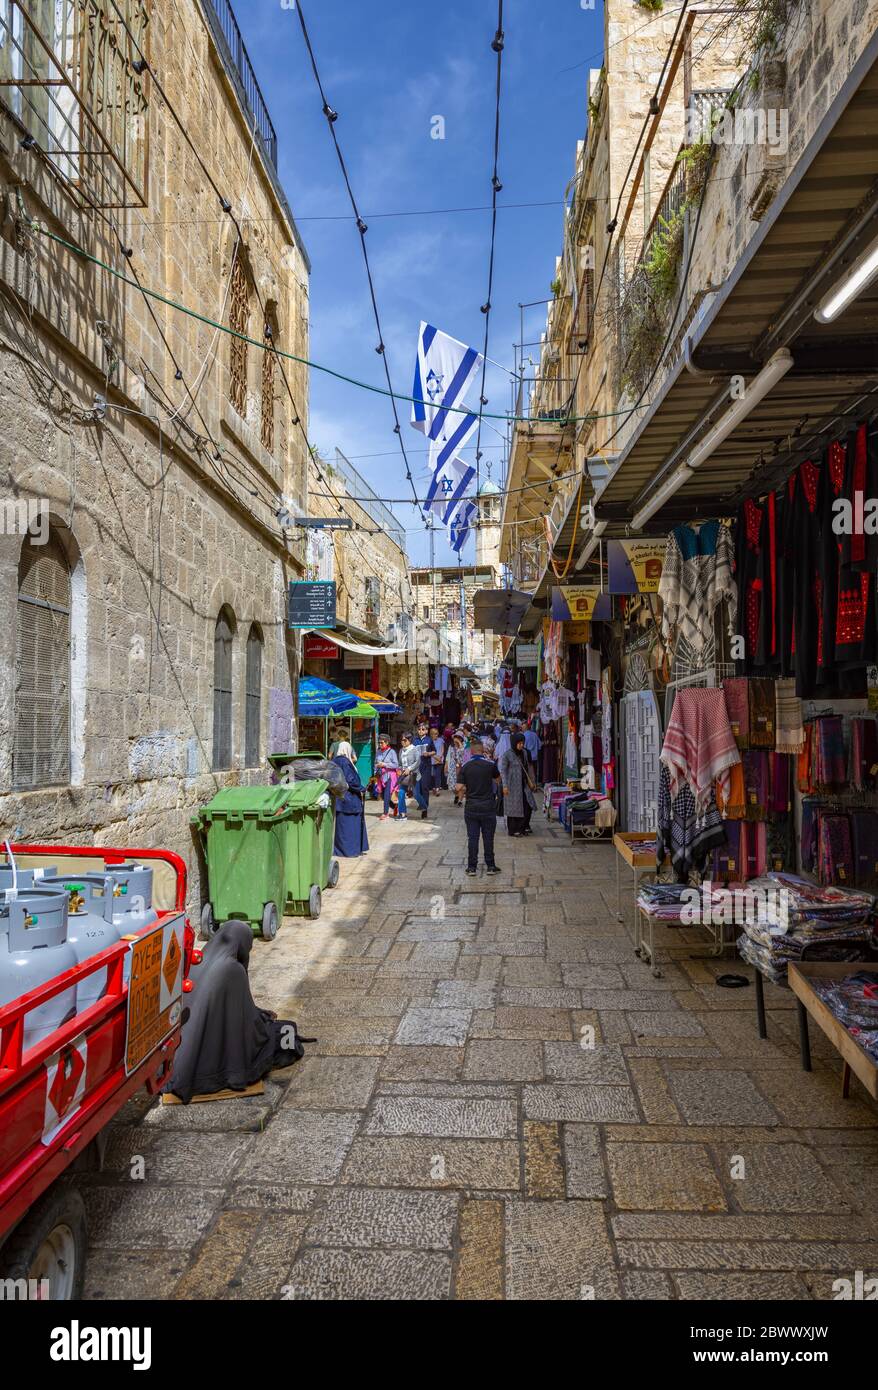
0, 0, 310, 907
501, 0, 878, 586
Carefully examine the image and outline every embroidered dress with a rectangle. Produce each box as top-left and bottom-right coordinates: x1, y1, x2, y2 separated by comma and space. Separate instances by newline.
658, 520, 737, 654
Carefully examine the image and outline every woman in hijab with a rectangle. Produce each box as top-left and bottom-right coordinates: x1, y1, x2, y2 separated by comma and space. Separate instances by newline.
164, 921, 304, 1104
331, 741, 369, 856
499, 730, 537, 837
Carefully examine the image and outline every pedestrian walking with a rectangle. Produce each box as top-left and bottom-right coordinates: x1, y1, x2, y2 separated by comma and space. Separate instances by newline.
399, 732, 421, 818
412, 721, 435, 819
429, 724, 445, 795
376, 735, 402, 820
523, 720, 541, 788
499, 730, 537, 837
331, 742, 369, 857
456, 738, 501, 876
445, 733, 466, 805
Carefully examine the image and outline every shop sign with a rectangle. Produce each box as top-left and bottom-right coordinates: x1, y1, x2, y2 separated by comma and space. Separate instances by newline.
516, 643, 539, 667
288, 580, 337, 629
343, 648, 374, 670
565, 621, 591, 644
304, 635, 339, 659
607, 539, 666, 594
552, 586, 613, 622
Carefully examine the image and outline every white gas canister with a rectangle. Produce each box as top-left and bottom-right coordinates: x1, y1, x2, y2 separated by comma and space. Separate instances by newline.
57, 880, 126, 1012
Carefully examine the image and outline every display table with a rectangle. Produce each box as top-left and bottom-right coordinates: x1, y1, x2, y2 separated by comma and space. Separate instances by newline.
787, 962, 878, 1099
613, 833, 668, 924
634, 903, 729, 979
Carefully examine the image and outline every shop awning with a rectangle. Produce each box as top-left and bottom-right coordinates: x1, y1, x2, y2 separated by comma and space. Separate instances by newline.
298, 677, 360, 718
344, 688, 402, 714
592, 28, 878, 534
472, 588, 533, 635
343, 701, 380, 720
300, 628, 410, 657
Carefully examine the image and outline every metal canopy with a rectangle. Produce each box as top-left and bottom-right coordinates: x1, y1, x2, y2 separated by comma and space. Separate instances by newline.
595, 27, 878, 533
472, 588, 533, 636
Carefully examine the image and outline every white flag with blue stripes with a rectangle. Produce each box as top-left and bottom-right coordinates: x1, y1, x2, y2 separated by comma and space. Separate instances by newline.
425, 455, 477, 527
448, 497, 479, 554
412, 321, 483, 472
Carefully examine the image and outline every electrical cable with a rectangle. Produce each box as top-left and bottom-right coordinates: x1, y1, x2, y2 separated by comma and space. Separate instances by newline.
473, 2, 505, 518
293, 0, 421, 516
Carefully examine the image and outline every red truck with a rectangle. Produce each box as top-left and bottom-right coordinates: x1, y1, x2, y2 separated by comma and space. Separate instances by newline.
0, 845, 196, 1300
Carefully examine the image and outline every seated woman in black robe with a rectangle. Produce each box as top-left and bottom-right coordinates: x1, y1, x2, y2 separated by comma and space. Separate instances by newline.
331, 741, 369, 858
164, 921, 304, 1104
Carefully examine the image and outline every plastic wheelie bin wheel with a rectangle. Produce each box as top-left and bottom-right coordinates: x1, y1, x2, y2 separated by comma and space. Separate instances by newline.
199, 902, 215, 942
327, 859, 340, 889
307, 885, 322, 919
261, 902, 279, 941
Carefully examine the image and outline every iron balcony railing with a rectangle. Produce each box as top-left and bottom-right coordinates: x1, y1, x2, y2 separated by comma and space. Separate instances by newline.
207, 0, 278, 170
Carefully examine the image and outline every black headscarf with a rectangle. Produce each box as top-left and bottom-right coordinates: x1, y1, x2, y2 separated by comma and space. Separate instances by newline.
164, 920, 278, 1104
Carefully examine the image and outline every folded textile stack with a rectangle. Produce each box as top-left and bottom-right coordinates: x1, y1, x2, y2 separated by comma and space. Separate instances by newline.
811, 972, 878, 1062
636, 882, 700, 922
736, 873, 875, 985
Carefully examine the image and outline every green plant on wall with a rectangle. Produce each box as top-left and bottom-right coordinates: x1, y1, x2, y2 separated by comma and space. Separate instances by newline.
634, 0, 664, 12
551, 277, 562, 297
620, 139, 711, 396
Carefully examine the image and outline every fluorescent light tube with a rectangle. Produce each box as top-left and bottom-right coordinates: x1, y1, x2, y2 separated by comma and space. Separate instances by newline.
815, 233, 878, 323
631, 462, 693, 531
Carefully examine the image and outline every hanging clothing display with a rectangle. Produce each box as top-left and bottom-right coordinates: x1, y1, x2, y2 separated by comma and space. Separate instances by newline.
658, 520, 737, 654
656, 764, 727, 880
661, 687, 740, 813
774, 679, 805, 755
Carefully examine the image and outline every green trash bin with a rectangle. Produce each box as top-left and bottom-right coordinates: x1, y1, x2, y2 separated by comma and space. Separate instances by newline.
276, 779, 339, 920
192, 784, 309, 942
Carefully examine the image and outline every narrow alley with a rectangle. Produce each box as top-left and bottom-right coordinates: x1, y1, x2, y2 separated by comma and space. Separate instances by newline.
79, 798, 878, 1302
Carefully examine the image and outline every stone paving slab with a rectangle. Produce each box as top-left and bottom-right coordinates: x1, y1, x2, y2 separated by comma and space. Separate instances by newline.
89, 806, 878, 1301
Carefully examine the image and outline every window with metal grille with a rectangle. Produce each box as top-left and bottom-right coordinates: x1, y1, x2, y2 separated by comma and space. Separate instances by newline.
261, 337, 275, 453
14, 530, 71, 788
229, 252, 250, 416
245, 624, 263, 767
213, 606, 235, 770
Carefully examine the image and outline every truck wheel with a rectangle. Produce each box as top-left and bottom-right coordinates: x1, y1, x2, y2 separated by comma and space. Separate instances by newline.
0, 1185, 86, 1300
327, 859, 340, 889
261, 902, 279, 941
199, 903, 215, 942
308, 885, 322, 919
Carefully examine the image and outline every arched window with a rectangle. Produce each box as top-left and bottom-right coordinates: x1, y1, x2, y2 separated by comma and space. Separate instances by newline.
245, 624, 263, 767
213, 606, 236, 770
229, 250, 251, 416
14, 529, 71, 788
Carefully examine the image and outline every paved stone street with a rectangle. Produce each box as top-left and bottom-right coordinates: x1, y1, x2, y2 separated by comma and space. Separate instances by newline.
82, 797, 878, 1300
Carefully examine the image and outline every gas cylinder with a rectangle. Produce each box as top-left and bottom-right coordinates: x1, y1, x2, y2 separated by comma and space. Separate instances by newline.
0, 866, 58, 943
0, 889, 78, 1049
57, 880, 125, 1012
77, 864, 158, 934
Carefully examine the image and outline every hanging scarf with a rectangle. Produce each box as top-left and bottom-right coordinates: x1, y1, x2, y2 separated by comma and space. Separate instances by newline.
742, 749, 769, 820
814, 715, 846, 788
851, 811, 878, 889
800, 799, 822, 872
848, 717, 878, 791
722, 677, 750, 749
817, 813, 854, 887
661, 687, 741, 813
656, 763, 727, 880
766, 815, 792, 874
658, 520, 738, 655
712, 820, 745, 881
767, 752, 791, 816
742, 821, 767, 880
748, 677, 776, 747
774, 678, 805, 754
716, 760, 746, 820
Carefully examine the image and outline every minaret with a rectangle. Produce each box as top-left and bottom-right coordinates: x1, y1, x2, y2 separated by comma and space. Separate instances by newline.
475, 478, 502, 584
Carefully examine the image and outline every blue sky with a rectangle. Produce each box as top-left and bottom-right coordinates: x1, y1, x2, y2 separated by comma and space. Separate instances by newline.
240, 0, 606, 564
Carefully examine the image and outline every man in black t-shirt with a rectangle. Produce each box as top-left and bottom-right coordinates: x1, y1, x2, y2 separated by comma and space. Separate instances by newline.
456, 740, 501, 876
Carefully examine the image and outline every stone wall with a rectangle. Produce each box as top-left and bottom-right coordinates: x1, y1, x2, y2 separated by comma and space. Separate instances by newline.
0, 0, 310, 909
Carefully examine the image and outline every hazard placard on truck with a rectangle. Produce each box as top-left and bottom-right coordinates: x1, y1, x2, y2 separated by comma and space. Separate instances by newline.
125, 915, 185, 1076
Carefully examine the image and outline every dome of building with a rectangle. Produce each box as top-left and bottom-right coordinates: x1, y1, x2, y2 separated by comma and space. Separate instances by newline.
478, 478, 501, 497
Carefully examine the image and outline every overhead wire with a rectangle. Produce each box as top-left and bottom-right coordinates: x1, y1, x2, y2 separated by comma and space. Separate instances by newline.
473, 1, 506, 519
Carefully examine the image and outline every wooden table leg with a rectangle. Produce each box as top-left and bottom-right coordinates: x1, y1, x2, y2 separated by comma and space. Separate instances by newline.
796, 999, 812, 1072
755, 969, 767, 1040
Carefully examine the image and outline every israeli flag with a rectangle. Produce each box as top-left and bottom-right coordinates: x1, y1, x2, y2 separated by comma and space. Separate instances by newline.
448, 498, 478, 554
425, 456, 477, 527
412, 322, 483, 471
